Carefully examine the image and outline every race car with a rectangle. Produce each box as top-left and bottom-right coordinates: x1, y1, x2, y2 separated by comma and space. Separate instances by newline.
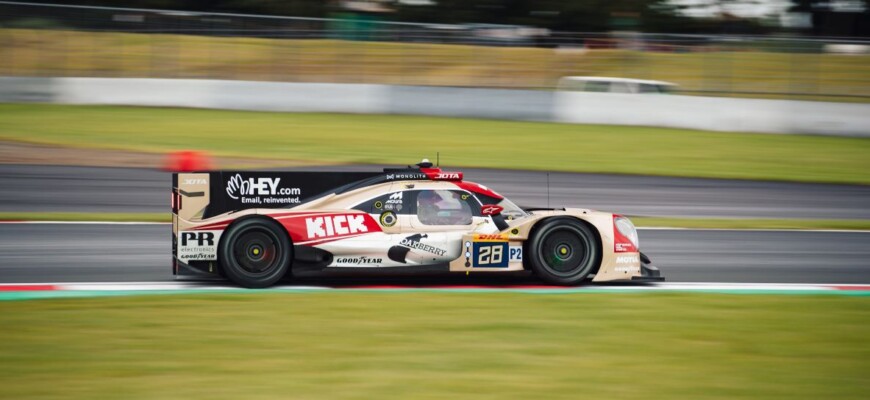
172, 160, 662, 288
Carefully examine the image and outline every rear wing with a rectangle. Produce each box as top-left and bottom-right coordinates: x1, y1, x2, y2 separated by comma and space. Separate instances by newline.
171, 171, 380, 221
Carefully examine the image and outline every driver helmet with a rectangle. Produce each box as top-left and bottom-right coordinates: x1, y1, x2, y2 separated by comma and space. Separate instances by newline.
418, 191, 439, 208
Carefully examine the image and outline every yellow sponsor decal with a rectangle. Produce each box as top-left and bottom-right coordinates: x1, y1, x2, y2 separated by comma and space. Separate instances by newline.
473, 233, 508, 242
379, 211, 397, 227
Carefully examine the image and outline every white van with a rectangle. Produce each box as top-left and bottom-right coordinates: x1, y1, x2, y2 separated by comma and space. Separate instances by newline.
557, 76, 677, 94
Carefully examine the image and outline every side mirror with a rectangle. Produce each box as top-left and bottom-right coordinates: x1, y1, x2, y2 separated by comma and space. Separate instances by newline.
482, 204, 509, 230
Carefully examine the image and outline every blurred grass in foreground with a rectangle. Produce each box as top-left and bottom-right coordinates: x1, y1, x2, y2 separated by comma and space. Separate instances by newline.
3, 28, 870, 102
3, 212, 870, 230
0, 293, 867, 399
2, 104, 870, 184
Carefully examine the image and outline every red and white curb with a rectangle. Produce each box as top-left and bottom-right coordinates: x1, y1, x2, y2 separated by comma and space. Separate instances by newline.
1, 282, 869, 294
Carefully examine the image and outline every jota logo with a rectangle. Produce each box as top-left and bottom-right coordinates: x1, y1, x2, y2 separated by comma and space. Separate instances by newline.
184, 178, 207, 185
435, 172, 461, 180
306, 214, 369, 239
180, 232, 214, 247
226, 174, 301, 200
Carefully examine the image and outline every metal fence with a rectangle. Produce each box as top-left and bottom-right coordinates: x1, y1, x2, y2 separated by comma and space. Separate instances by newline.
2, 1, 870, 101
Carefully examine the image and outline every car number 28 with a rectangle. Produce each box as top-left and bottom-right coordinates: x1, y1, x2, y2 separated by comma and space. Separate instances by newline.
473, 242, 509, 268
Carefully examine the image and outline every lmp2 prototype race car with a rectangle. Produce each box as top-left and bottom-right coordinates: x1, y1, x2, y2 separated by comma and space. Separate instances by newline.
172, 160, 662, 288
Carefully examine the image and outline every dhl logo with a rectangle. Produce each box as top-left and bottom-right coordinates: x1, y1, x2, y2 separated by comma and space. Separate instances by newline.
473, 234, 508, 242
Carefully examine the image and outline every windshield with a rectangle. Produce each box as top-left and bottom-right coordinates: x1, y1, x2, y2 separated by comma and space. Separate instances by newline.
497, 197, 529, 220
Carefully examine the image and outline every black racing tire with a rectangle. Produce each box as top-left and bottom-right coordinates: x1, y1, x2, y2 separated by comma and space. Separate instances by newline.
527, 218, 601, 285
219, 218, 292, 288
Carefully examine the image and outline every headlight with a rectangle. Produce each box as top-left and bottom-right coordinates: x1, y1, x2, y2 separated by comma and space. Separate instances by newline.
614, 216, 639, 249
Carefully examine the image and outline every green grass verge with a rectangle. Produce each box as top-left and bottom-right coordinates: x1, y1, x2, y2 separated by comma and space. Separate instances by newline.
2, 104, 870, 184
3, 212, 870, 230
0, 293, 867, 399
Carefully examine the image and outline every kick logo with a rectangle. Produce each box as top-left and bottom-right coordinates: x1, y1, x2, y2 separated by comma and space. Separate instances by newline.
305, 214, 369, 239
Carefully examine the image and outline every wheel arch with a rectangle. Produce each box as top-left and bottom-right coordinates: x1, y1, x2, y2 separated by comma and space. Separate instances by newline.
524, 216, 603, 274
216, 214, 294, 273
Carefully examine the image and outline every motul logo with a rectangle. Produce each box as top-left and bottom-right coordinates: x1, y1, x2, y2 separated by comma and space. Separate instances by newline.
615, 256, 639, 264
306, 215, 369, 239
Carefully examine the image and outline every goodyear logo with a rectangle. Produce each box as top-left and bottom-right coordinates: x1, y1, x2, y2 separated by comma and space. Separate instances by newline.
473, 234, 508, 242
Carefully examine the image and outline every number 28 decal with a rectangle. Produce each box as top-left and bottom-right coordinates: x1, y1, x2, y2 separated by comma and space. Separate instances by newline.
472, 242, 509, 268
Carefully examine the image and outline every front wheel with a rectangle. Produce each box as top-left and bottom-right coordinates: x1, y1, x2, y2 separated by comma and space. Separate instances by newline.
527, 218, 601, 285
219, 218, 292, 288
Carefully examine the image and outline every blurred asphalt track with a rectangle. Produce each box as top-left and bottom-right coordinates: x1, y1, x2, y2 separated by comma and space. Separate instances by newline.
0, 223, 867, 284
2, 164, 870, 219
1, 164, 867, 285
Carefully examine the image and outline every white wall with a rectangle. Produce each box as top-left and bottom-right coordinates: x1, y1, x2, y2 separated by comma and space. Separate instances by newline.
389, 85, 553, 121
1, 77, 868, 136
553, 92, 870, 137
54, 78, 390, 114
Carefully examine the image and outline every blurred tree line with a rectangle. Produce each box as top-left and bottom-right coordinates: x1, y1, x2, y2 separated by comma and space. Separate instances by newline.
13, 0, 870, 35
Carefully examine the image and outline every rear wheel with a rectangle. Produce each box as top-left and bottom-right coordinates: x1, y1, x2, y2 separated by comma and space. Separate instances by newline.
219, 218, 292, 288
527, 218, 601, 285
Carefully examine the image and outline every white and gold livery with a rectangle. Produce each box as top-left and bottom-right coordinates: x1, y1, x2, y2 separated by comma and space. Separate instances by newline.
172, 160, 662, 288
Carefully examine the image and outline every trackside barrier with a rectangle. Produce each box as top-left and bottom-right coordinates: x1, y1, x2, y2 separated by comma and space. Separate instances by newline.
53, 78, 391, 114
553, 91, 870, 136
1, 77, 868, 136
